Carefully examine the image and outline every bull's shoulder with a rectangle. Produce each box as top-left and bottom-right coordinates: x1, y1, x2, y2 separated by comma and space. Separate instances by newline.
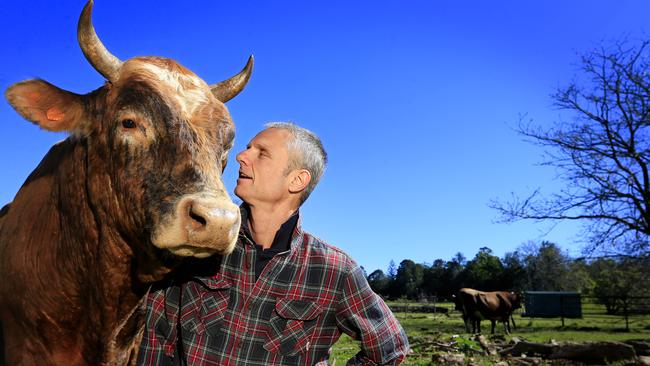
458, 287, 482, 295
478, 291, 502, 306
458, 288, 482, 306
459, 288, 481, 296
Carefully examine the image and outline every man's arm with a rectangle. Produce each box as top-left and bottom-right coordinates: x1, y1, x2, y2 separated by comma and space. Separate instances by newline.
335, 264, 409, 365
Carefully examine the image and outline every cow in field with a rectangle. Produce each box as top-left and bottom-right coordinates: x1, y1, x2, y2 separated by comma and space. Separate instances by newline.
454, 288, 522, 334
0, 1, 252, 364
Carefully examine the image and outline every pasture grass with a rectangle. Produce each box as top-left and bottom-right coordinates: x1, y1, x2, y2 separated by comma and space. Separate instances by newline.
329, 301, 650, 365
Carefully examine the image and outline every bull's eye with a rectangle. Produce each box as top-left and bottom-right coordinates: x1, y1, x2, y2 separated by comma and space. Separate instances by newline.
121, 119, 137, 129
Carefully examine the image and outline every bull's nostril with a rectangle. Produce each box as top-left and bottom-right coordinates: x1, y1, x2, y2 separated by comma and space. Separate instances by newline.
189, 208, 207, 229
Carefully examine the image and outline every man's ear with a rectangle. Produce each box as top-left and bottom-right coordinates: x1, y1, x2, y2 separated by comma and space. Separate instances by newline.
5, 79, 86, 132
288, 169, 311, 194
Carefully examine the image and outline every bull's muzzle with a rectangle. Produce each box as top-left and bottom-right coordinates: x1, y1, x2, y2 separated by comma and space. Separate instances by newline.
181, 196, 240, 246
152, 194, 240, 258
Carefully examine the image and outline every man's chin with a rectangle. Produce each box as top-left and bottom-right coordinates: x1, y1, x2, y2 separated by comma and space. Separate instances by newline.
233, 189, 246, 203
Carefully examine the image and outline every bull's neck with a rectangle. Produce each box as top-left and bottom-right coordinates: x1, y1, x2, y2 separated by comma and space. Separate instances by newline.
56, 138, 141, 295
15, 138, 145, 362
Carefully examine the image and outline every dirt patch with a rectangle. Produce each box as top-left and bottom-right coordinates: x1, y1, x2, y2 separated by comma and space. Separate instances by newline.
409, 334, 650, 365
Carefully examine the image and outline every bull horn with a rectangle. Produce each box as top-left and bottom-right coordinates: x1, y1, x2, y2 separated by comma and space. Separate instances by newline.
210, 55, 254, 102
77, 0, 122, 81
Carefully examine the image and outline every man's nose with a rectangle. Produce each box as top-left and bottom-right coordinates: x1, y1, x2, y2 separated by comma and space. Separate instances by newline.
236, 150, 247, 165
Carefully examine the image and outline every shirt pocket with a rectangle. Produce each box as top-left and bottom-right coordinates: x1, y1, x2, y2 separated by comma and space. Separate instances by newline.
180, 277, 232, 337
263, 298, 323, 356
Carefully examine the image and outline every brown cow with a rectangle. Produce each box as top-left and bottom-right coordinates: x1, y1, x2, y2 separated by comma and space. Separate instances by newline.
456, 288, 522, 334
0, 1, 252, 365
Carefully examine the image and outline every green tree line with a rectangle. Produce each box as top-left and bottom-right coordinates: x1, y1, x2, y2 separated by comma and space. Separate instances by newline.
366, 241, 650, 314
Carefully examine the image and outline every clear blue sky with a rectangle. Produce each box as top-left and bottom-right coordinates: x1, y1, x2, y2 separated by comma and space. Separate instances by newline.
1, 1, 648, 273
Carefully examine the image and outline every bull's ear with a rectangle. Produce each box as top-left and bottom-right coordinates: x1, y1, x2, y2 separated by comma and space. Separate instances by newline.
5, 79, 85, 132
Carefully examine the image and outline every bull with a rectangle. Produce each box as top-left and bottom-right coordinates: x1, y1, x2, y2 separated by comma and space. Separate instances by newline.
0, 1, 252, 364
454, 288, 522, 335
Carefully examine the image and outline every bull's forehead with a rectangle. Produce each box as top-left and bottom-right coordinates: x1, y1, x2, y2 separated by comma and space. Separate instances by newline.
119, 57, 218, 120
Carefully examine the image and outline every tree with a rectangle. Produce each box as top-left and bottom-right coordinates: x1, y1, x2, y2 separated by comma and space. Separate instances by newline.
589, 257, 650, 314
491, 38, 650, 255
441, 255, 466, 298
566, 258, 595, 294
461, 247, 505, 291
501, 250, 526, 291
520, 241, 571, 291
422, 259, 446, 297
453, 252, 466, 266
394, 260, 425, 299
367, 269, 390, 297
387, 260, 397, 279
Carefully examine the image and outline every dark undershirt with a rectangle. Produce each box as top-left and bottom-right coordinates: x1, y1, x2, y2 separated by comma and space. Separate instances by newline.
241, 205, 299, 280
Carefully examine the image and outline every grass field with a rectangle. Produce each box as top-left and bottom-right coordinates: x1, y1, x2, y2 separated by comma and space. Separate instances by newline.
329, 301, 650, 365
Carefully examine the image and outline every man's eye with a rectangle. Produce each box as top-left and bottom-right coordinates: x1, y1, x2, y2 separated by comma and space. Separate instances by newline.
121, 119, 137, 129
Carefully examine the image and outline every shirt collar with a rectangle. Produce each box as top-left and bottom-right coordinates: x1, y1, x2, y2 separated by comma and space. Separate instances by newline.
239, 203, 300, 253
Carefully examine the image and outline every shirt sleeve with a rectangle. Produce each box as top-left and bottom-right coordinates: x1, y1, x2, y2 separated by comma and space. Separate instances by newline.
335, 264, 409, 365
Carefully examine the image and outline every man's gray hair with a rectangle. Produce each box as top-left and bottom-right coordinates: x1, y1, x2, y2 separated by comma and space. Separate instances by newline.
265, 122, 327, 205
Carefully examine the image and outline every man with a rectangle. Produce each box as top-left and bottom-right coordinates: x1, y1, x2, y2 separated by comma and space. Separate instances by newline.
138, 122, 409, 365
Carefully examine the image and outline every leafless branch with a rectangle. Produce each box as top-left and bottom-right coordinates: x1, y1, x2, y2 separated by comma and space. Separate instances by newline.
490, 37, 650, 255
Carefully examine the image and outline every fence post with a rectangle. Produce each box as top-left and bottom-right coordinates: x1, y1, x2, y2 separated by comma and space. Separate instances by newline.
623, 296, 630, 332
405, 298, 409, 316
560, 294, 564, 328
433, 295, 437, 314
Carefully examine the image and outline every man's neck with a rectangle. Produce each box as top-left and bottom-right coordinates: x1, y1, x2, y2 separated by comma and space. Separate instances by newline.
247, 203, 297, 249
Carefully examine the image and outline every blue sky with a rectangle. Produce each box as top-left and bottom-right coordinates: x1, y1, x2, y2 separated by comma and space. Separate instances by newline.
1, 1, 648, 273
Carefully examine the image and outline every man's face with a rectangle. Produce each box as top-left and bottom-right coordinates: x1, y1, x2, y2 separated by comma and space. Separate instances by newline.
235, 128, 294, 206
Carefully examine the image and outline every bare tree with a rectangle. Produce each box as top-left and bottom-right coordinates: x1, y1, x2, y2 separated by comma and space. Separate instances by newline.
491, 38, 650, 255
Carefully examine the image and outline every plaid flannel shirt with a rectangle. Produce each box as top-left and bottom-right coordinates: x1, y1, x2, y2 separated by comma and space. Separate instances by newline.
137, 216, 409, 365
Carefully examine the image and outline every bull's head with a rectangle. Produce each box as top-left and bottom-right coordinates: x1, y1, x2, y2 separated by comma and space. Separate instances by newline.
5, 1, 251, 269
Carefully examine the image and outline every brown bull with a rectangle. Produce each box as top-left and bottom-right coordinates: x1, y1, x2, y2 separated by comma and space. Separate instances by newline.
0, 1, 252, 365
455, 288, 522, 334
